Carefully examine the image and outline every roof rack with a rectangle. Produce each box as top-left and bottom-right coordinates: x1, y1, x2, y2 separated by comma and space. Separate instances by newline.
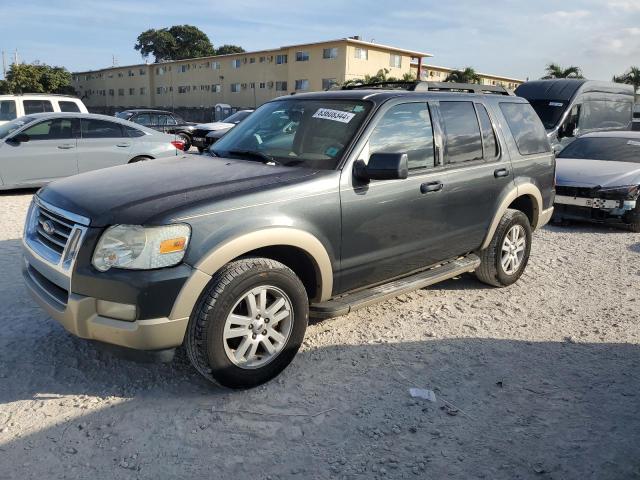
341, 81, 514, 96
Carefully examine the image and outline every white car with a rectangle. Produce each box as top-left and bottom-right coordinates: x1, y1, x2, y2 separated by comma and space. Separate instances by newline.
0, 94, 88, 126
0, 112, 183, 189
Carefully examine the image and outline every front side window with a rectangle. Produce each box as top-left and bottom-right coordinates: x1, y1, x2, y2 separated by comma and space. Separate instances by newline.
368, 103, 435, 170
500, 102, 551, 155
58, 101, 81, 113
581, 100, 632, 131
0, 116, 37, 139
212, 99, 372, 170
133, 113, 158, 127
23, 100, 54, 115
439, 101, 483, 164
0, 100, 17, 120
475, 103, 499, 159
557, 136, 640, 163
22, 118, 75, 140
81, 119, 124, 138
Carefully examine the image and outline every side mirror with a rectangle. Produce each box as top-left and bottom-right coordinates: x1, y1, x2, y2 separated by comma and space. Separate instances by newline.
354, 153, 409, 182
6, 133, 29, 145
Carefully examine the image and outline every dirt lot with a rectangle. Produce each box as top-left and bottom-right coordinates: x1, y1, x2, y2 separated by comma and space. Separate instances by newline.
1, 191, 639, 480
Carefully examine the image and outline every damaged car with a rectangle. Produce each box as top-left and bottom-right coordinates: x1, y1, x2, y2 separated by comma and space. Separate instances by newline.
554, 131, 640, 231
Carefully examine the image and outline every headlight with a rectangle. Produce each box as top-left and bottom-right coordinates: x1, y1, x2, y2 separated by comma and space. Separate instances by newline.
597, 185, 640, 200
92, 224, 190, 272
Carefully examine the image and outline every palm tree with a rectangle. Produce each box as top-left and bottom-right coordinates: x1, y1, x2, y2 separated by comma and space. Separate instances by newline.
445, 67, 481, 84
613, 67, 640, 94
542, 63, 584, 79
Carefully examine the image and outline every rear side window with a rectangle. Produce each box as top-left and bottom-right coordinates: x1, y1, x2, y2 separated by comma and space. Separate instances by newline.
58, 101, 81, 113
475, 104, 499, 159
368, 103, 435, 170
500, 102, 550, 155
81, 119, 124, 138
439, 101, 483, 164
134, 113, 158, 127
22, 118, 75, 140
23, 100, 54, 115
0, 100, 17, 121
125, 126, 146, 138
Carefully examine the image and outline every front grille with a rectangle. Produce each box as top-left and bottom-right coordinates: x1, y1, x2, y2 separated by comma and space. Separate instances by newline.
556, 185, 599, 198
35, 207, 74, 255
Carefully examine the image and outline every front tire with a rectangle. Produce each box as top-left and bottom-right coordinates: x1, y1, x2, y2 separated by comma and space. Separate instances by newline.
185, 258, 308, 389
475, 209, 532, 287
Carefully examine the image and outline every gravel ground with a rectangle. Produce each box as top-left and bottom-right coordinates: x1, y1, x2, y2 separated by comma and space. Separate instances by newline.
1, 191, 639, 480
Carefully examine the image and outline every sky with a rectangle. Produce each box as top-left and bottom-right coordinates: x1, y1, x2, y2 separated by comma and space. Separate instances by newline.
0, 0, 639, 81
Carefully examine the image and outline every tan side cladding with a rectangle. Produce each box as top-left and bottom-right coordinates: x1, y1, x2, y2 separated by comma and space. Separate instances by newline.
480, 183, 543, 250
170, 229, 334, 320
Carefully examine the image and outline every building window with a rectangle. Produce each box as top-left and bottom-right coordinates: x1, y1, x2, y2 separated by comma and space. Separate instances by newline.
259, 82, 266, 89
156, 87, 162, 94
118, 88, 124, 96
140, 87, 146, 95
108, 73, 113, 78
276, 54, 288, 65
211, 61, 221, 70
128, 70, 134, 77
117, 72, 123, 78
323, 47, 338, 59
249, 57, 256, 64
212, 84, 221, 93
390, 54, 402, 68
139, 68, 146, 75
108, 89, 114, 96
259, 56, 266, 63
178, 86, 190, 94
322, 78, 337, 90
156, 67, 165, 75
295, 79, 309, 91
295, 51, 310, 62
275, 81, 288, 91
179, 64, 190, 73
230, 83, 241, 93
354, 47, 368, 60
232, 59, 241, 68
249, 82, 256, 89
129, 88, 135, 95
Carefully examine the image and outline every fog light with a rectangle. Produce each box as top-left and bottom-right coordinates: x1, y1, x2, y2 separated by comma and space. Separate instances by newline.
96, 300, 137, 321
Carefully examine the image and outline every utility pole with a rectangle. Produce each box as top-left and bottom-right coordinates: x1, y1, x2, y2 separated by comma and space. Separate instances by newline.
2, 50, 6, 78
14, 49, 18, 65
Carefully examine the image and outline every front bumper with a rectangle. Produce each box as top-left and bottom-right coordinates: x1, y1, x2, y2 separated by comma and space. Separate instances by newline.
554, 193, 637, 223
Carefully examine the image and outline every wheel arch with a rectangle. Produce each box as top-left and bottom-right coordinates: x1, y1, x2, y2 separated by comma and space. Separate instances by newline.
169, 228, 333, 320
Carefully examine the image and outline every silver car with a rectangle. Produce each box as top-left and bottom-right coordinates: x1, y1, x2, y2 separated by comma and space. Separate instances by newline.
0, 112, 182, 189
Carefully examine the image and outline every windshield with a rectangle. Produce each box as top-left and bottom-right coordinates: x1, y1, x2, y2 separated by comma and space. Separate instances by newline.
558, 136, 640, 163
211, 99, 372, 169
223, 110, 252, 124
0, 116, 38, 139
527, 99, 568, 130
115, 111, 133, 119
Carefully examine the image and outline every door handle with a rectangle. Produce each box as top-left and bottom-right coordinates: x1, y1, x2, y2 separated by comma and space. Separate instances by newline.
420, 181, 443, 194
116, 143, 131, 148
494, 168, 510, 178
57, 144, 75, 150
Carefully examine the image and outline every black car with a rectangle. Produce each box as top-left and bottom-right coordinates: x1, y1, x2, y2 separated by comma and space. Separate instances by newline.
191, 109, 254, 152
116, 109, 196, 150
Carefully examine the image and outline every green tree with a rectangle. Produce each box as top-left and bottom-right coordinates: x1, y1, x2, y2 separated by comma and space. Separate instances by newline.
1, 62, 75, 94
613, 67, 640, 94
135, 25, 215, 62
445, 67, 481, 84
216, 44, 246, 55
542, 63, 584, 79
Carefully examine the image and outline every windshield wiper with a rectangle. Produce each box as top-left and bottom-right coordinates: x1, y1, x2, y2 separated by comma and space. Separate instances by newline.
227, 149, 280, 165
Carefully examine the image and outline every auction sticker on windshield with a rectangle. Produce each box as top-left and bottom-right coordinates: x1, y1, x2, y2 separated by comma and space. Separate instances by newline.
312, 108, 356, 123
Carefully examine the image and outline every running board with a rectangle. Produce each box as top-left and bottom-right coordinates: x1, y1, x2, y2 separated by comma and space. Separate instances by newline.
310, 254, 481, 319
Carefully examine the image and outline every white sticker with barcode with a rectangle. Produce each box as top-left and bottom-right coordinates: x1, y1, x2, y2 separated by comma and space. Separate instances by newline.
312, 108, 356, 123
549, 102, 564, 107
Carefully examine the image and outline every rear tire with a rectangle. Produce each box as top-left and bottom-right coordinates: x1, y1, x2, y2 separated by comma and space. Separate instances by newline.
475, 209, 532, 287
185, 257, 308, 389
178, 133, 191, 151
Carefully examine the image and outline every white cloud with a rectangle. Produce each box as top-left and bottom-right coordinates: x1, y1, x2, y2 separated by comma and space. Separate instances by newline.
607, 0, 640, 12
542, 9, 591, 23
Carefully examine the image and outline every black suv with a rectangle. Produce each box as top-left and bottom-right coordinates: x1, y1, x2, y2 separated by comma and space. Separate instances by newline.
23, 82, 555, 388
116, 109, 196, 150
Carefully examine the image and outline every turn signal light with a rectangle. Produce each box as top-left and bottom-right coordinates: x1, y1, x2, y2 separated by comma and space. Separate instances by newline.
159, 237, 187, 254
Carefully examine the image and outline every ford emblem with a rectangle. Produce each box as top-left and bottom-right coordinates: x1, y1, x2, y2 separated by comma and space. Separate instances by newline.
42, 220, 56, 236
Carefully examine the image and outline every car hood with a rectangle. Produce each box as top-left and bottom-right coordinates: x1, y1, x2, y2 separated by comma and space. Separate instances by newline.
38, 156, 325, 227
556, 157, 640, 188
194, 122, 234, 130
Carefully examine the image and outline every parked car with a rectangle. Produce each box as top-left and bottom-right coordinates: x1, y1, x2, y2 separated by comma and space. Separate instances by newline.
22, 82, 555, 388
554, 131, 640, 231
0, 112, 183, 189
115, 109, 196, 150
633, 105, 640, 132
0, 94, 87, 126
515, 79, 635, 151
191, 110, 254, 152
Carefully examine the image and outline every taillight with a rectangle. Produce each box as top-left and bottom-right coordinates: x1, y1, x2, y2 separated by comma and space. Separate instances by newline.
171, 140, 185, 151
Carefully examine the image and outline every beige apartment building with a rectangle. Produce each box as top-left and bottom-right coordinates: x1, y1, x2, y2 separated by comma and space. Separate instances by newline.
72, 37, 523, 112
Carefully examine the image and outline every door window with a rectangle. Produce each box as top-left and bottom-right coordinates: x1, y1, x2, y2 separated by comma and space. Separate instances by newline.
0, 100, 17, 121
500, 102, 550, 155
80, 119, 124, 138
23, 100, 54, 115
58, 101, 81, 112
22, 118, 75, 140
439, 101, 483, 165
475, 104, 499, 159
368, 103, 435, 170
159, 114, 177, 126
134, 113, 158, 127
